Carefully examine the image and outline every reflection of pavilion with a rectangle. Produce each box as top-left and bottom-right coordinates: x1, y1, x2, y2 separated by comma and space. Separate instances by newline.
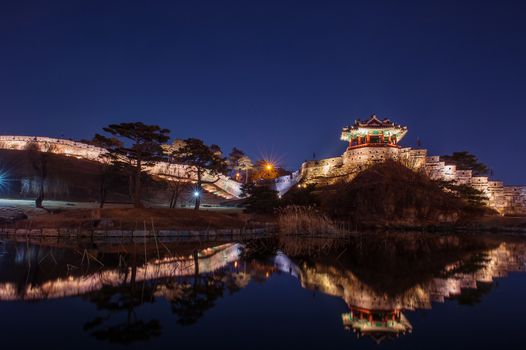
273, 242, 526, 343
342, 307, 412, 343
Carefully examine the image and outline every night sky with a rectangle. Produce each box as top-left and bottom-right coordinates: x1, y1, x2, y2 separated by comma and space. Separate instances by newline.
1, 0, 525, 184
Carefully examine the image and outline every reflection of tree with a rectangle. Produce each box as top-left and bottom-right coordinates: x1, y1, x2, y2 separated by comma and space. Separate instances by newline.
452, 281, 494, 306
169, 273, 226, 325
165, 251, 244, 325
332, 234, 497, 296
439, 252, 492, 278
82, 254, 161, 344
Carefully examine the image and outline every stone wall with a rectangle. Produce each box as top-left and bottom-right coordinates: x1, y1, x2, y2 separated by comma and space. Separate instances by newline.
343, 145, 401, 166
424, 156, 526, 214
0, 135, 104, 161
0, 135, 242, 198
297, 144, 526, 215
272, 170, 301, 196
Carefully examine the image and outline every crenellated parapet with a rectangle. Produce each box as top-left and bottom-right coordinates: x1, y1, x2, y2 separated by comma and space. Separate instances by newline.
423, 155, 525, 214
0, 135, 105, 160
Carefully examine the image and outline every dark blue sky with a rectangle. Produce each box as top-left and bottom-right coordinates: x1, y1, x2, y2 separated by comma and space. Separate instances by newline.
1, 0, 525, 183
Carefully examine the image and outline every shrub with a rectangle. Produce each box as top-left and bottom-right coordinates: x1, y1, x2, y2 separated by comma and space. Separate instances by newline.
241, 183, 280, 214
277, 205, 344, 235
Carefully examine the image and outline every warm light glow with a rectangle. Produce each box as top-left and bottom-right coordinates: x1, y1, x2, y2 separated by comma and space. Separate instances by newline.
266, 164, 273, 170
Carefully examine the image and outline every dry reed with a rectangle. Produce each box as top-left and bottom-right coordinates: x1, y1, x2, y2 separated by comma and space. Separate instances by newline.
277, 205, 346, 236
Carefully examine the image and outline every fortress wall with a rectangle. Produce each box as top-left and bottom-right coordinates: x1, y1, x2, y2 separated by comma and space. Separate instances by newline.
342, 146, 401, 166
300, 156, 344, 181
0, 135, 105, 161
455, 170, 473, 184
504, 187, 526, 215
0, 135, 242, 199
273, 171, 301, 196
487, 182, 506, 213
298, 144, 525, 215
399, 148, 428, 169
1, 135, 523, 212
424, 159, 457, 181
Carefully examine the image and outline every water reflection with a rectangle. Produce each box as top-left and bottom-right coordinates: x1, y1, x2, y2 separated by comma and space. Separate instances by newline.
277, 234, 526, 342
0, 234, 525, 345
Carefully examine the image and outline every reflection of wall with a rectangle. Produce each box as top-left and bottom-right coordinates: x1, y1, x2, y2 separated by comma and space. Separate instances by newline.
287, 242, 526, 311
0, 243, 242, 301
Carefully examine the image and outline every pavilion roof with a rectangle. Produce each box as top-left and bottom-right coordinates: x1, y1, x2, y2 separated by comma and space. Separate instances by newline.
340, 114, 408, 141
350, 114, 406, 130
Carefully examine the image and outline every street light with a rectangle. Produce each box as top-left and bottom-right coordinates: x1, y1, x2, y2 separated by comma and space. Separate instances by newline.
0, 171, 8, 192
193, 191, 200, 198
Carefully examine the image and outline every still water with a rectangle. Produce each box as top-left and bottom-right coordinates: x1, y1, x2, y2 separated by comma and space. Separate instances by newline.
0, 234, 526, 349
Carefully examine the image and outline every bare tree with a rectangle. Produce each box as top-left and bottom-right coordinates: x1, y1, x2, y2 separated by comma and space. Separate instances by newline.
25, 141, 57, 208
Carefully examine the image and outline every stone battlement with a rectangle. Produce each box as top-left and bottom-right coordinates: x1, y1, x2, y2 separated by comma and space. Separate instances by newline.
298, 143, 526, 215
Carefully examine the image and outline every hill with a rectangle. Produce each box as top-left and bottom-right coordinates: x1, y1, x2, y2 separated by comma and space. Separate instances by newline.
0, 149, 228, 207
320, 160, 490, 227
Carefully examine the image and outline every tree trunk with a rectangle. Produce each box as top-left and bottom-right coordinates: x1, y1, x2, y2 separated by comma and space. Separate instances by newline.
99, 189, 106, 208
35, 192, 43, 208
99, 174, 106, 208
169, 190, 176, 208
134, 160, 143, 208
193, 249, 199, 276
194, 189, 201, 210
170, 185, 181, 208
36, 173, 45, 208
194, 170, 202, 210
128, 172, 134, 201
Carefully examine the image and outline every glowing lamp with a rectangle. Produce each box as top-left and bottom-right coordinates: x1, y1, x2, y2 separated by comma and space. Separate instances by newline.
193, 191, 200, 197
0, 173, 6, 192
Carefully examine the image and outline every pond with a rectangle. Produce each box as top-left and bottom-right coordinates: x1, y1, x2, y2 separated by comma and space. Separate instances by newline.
0, 234, 525, 349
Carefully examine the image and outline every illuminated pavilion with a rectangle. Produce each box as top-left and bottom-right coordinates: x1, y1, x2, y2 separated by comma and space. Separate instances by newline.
340, 114, 408, 149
